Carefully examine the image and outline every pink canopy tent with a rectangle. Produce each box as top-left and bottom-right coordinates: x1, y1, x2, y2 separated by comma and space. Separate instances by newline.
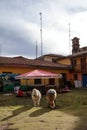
15, 69, 62, 79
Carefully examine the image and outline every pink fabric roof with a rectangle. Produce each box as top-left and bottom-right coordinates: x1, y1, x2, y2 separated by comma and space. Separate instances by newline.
15, 69, 62, 79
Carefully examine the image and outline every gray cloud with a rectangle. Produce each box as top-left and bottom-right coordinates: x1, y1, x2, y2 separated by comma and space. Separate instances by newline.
0, 28, 36, 58
66, 7, 87, 14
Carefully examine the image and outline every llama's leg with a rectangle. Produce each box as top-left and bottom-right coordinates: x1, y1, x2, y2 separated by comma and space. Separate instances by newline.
33, 100, 36, 106
37, 100, 39, 105
37, 99, 40, 105
54, 100, 56, 105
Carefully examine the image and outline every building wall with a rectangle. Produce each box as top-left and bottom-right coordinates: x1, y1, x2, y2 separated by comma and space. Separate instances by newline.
71, 54, 87, 87
72, 55, 87, 72
0, 66, 33, 74
56, 58, 71, 65
0, 65, 69, 87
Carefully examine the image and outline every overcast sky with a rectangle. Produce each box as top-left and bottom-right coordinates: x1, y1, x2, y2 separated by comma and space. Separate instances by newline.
0, 0, 87, 59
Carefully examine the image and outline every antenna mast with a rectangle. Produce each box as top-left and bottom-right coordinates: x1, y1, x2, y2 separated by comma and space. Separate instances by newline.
69, 23, 71, 54
36, 41, 38, 58
39, 12, 43, 56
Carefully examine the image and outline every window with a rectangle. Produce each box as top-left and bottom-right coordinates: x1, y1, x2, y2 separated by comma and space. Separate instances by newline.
81, 58, 86, 71
74, 74, 78, 80
72, 60, 77, 66
49, 78, 55, 85
34, 79, 42, 84
3, 72, 12, 74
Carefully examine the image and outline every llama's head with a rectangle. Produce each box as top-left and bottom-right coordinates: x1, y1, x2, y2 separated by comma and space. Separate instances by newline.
33, 89, 37, 97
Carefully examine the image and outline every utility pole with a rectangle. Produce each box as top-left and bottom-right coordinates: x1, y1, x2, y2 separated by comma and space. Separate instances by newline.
39, 12, 43, 56
36, 41, 38, 58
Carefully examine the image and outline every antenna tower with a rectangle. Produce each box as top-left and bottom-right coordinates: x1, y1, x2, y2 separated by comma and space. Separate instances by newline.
69, 23, 71, 54
36, 41, 38, 58
39, 12, 43, 56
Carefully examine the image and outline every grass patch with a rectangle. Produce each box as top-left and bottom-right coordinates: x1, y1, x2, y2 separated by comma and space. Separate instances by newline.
0, 88, 87, 130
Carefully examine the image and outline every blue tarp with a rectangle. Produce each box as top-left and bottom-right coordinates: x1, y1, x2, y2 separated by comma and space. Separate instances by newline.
0, 73, 19, 78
